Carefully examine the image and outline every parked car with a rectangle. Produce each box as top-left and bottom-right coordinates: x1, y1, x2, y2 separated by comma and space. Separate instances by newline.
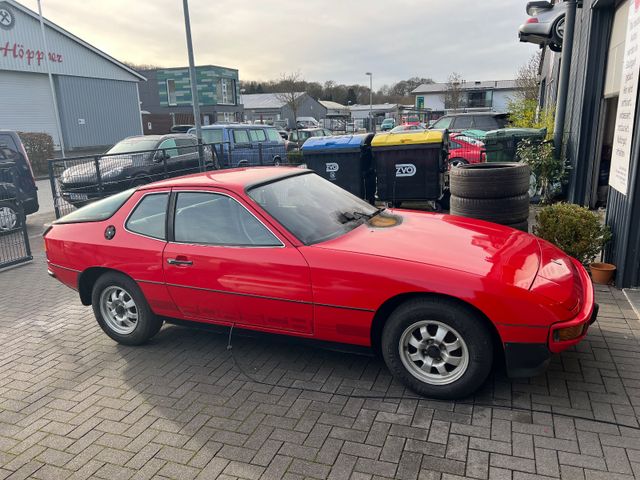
519, 1, 566, 52
286, 128, 332, 152
389, 125, 426, 133
0, 130, 39, 232
44, 167, 597, 399
59, 134, 209, 207
448, 133, 486, 168
402, 116, 422, 127
380, 118, 396, 131
430, 113, 509, 132
296, 117, 320, 129
192, 124, 287, 167
170, 124, 194, 133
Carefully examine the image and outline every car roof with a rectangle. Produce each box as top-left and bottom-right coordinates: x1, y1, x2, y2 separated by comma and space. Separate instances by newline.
442, 112, 508, 118
200, 124, 275, 130
139, 167, 307, 192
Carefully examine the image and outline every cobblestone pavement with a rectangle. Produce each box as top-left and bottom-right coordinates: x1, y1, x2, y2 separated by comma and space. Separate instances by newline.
1, 246, 639, 480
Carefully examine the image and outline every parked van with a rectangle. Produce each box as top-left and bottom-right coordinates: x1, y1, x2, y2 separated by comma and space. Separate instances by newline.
0, 130, 39, 232
190, 124, 287, 167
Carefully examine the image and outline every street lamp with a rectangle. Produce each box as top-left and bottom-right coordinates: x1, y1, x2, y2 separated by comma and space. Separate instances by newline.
365, 72, 373, 132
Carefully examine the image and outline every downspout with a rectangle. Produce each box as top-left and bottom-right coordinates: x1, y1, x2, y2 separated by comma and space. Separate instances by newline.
553, 0, 578, 158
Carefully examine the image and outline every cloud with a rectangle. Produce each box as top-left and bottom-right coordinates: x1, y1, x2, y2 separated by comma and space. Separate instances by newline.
21, 0, 539, 85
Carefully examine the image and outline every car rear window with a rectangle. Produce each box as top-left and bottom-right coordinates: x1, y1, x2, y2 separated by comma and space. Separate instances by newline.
54, 189, 135, 224
0, 134, 19, 161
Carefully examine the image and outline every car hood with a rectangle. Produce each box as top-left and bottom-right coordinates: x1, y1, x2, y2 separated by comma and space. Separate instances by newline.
314, 210, 541, 289
60, 154, 147, 184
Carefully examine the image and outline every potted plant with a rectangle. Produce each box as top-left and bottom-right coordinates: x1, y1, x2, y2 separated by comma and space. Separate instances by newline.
534, 203, 614, 284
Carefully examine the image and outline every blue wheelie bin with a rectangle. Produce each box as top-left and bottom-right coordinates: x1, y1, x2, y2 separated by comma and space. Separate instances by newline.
301, 134, 375, 204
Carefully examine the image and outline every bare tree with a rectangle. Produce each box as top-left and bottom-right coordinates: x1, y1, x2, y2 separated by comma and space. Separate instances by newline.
274, 72, 306, 130
442, 72, 465, 112
514, 52, 542, 103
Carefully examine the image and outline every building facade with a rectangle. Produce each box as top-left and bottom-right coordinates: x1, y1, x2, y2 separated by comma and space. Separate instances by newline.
411, 80, 522, 117
241, 93, 326, 128
0, 0, 144, 153
535, 0, 640, 288
138, 66, 242, 134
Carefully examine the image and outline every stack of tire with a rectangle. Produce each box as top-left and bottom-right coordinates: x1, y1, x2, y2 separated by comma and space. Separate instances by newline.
449, 163, 531, 232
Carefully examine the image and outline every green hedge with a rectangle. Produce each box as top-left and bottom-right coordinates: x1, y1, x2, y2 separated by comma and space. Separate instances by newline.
17, 132, 54, 176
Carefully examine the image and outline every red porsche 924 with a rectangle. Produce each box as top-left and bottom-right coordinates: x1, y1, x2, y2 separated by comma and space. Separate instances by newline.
44, 167, 597, 399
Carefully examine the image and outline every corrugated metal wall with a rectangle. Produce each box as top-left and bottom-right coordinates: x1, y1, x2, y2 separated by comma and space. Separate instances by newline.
0, 71, 60, 147
1, 1, 139, 82
55, 76, 142, 150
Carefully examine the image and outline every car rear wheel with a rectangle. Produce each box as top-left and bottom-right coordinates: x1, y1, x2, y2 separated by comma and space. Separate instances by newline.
552, 16, 565, 43
0, 201, 23, 233
92, 272, 162, 345
381, 298, 493, 399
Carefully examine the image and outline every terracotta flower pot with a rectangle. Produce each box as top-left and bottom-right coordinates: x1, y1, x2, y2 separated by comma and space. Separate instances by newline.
589, 262, 616, 285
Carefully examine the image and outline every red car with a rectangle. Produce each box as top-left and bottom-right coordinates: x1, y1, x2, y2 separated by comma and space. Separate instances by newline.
44, 168, 597, 399
448, 133, 486, 168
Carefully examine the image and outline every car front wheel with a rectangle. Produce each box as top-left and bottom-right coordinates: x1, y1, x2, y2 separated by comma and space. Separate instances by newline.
0, 201, 23, 233
92, 272, 162, 345
381, 298, 493, 399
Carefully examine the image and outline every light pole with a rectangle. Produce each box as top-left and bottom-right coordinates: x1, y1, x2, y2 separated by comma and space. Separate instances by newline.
365, 72, 373, 132
182, 0, 203, 170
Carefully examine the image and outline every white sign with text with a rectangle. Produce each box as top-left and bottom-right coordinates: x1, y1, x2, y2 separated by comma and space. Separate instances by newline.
611, 0, 640, 195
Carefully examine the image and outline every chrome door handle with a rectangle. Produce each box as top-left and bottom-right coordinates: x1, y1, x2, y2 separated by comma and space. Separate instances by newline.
167, 258, 193, 266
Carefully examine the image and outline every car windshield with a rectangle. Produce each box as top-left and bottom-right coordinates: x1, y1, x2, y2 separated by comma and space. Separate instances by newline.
107, 139, 159, 155
248, 173, 379, 245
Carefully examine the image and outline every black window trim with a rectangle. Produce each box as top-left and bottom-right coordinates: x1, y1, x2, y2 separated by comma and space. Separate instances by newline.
123, 190, 171, 242
168, 189, 285, 249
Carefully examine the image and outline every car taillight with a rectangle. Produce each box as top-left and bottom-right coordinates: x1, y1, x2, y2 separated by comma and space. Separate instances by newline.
526, 17, 539, 24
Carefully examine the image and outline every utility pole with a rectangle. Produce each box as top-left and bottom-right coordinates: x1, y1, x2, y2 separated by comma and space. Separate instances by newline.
553, 0, 577, 158
182, 0, 204, 171
37, 0, 65, 157
366, 72, 373, 133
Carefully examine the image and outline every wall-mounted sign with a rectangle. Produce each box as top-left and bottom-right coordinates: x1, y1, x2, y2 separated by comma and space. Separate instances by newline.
0, 41, 63, 65
0, 4, 15, 30
610, 0, 640, 195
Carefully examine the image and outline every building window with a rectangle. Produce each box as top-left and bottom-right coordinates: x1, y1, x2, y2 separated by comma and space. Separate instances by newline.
167, 79, 177, 106
218, 78, 236, 105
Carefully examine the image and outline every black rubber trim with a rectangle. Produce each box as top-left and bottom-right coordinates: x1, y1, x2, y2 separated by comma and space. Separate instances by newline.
504, 342, 551, 378
590, 303, 599, 325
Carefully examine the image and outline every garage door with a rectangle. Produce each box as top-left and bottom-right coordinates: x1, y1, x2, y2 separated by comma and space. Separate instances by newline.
0, 71, 60, 148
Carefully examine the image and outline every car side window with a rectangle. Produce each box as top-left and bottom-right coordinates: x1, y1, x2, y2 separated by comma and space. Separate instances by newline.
233, 130, 250, 144
266, 128, 283, 142
173, 192, 281, 247
453, 116, 473, 129
432, 117, 453, 129
449, 140, 461, 150
158, 139, 179, 158
175, 138, 197, 154
126, 193, 168, 240
289, 131, 298, 142
474, 116, 500, 130
249, 129, 267, 142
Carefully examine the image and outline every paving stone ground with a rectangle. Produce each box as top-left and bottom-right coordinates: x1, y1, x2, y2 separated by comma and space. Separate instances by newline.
1, 243, 639, 480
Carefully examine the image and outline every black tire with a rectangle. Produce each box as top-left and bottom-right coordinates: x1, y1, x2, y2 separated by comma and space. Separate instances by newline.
381, 298, 493, 399
505, 220, 529, 233
552, 16, 565, 44
549, 42, 562, 53
91, 272, 162, 346
450, 194, 530, 224
0, 200, 24, 234
449, 162, 531, 199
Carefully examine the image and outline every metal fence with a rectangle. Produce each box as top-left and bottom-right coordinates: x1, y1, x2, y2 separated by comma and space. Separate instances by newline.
0, 163, 32, 269
48, 141, 288, 219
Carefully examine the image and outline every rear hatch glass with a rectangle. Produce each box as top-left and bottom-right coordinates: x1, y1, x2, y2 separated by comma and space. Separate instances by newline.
0, 133, 33, 191
54, 188, 135, 224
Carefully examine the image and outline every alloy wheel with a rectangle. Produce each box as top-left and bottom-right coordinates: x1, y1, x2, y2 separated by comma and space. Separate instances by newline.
399, 320, 469, 385
0, 206, 17, 231
99, 286, 138, 335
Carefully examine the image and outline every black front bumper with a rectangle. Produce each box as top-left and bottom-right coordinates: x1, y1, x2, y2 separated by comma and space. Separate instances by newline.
505, 303, 599, 378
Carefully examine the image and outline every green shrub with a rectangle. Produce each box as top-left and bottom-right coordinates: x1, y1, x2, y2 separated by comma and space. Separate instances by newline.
517, 139, 569, 203
17, 132, 54, 176
534, 203, 611, 265
507, 98, 555, 137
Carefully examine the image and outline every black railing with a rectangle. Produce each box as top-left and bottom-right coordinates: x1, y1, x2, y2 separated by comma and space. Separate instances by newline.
48, 141, 288, 219
0, 163, 32, 270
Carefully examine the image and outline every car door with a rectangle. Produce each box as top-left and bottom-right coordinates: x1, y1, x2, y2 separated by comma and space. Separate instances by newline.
231, 129, 253, 166
175, 137, 201, 174
162, 189, 314, 334
156, 138, 184, 177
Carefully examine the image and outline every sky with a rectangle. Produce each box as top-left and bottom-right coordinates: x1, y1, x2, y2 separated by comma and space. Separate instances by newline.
21, 0, 539, 87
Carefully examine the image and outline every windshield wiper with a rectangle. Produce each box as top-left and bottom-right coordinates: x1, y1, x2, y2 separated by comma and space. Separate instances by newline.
339, 207, 386, 224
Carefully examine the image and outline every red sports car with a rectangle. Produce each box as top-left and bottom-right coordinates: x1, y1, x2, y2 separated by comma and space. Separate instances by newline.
448, 133, 486, 168
44, 167, 597, 399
